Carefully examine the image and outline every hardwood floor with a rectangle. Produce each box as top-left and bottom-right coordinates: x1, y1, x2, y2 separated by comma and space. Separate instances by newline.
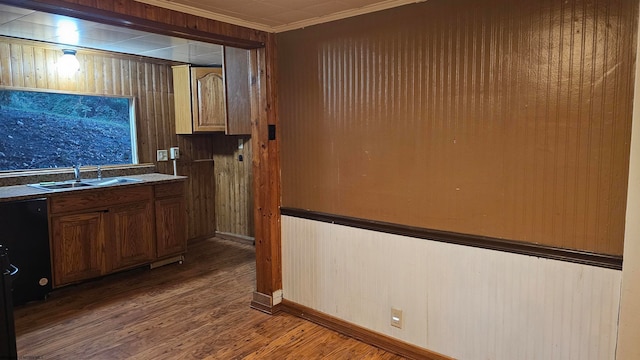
14, 238, 405, 359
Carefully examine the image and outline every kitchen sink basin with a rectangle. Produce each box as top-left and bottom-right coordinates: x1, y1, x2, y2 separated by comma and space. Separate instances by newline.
28, 181, 94, 191
87, 177, 143, 186
28, 177, 142, 191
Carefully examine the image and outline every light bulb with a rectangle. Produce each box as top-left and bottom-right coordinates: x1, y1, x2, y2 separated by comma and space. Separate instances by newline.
58, 49, 80, 75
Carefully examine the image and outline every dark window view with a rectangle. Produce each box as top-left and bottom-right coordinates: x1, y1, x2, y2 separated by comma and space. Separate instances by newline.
0, 89, 137, 171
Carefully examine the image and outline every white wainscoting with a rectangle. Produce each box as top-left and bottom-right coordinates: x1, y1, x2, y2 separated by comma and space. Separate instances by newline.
281, 216, 622, 360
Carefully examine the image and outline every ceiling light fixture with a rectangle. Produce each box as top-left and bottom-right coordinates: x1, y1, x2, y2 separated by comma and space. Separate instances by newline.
56, 19, 79, 44
58, 49, 80, 74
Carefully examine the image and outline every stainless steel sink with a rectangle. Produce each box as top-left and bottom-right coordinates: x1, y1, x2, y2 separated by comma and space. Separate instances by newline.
87, 177, 143, 186
27, 181, 94, 191
28, 177, 142, 191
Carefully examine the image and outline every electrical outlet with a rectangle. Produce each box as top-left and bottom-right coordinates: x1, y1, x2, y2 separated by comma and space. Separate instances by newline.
157, 149, 168, 162
169, 147, 180, 160
391, 308, 403, 329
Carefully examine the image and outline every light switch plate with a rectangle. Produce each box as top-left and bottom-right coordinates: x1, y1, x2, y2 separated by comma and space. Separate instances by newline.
170, 147, 180, 159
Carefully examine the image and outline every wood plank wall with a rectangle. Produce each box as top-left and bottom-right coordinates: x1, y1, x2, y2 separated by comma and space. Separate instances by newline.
212, 134, 254, 238
282, 216, 623, 359
277, 0, 638, 256
0, 36, 254, 240
0, 36, 177, 174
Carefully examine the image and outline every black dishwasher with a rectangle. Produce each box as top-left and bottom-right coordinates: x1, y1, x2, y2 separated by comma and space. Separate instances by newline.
1, 244, 18, 359
0, 199, 52, 306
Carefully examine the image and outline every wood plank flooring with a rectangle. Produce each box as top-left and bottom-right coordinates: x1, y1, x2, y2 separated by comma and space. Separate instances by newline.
14, 238, 405, 359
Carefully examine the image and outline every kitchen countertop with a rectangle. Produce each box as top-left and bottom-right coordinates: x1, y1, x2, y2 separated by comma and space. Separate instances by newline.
0, 173, 187, 203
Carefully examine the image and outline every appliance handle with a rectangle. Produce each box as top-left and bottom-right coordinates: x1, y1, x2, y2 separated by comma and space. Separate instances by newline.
4, 264, 18, 276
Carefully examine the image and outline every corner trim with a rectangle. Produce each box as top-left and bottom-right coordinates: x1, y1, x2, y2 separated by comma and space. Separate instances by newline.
250, 291, 280, 314
280, 207, 623, 270
280, 300, 453, 360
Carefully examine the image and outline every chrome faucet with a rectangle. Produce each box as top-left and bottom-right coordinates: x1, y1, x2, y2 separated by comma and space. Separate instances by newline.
73, 165, 81, 182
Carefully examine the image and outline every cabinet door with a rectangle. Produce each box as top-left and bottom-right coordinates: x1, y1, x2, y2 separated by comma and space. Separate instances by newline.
155, 197, 187, 258
51, 212, 104, 287
192, 67, 227, 132
108, 201, 155, 271
223, 46, 252, 135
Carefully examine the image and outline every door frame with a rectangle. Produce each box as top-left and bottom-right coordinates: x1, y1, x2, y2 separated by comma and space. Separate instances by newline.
1, 0, 282, 312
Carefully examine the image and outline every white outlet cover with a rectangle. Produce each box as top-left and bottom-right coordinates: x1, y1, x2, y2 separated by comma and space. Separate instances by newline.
391, 308, 403, 329
157, 149, 168, 162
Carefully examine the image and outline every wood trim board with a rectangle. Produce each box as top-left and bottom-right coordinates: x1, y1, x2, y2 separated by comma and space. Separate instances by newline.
280, 207, 623, 270
1, 0, 265, 48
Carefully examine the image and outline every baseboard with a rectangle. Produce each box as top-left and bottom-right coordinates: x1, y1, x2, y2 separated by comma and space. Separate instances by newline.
280, 299, 453, 360
187, 233, 217, 244
215, 231, 255, 245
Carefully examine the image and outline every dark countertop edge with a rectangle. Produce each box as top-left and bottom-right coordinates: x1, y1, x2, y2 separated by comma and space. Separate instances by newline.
0, 173, 187, 203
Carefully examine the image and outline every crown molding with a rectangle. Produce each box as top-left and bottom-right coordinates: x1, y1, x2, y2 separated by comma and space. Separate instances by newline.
135, 0, 426, 34
133, 0, 274, 32
272, 0, 426, 33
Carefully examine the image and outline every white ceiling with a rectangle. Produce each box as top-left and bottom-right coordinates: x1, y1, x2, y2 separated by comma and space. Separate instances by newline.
0, 1, 422, 65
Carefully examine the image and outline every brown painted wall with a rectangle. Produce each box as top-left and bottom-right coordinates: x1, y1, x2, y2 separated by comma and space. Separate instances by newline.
278, 0, 638, 255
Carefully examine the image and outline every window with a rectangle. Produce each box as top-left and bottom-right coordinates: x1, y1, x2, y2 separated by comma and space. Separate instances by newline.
0, 89, 137, 171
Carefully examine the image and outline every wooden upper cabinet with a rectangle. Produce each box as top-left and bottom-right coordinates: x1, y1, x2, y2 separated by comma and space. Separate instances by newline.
172, 46, 252, 135
192, 67, 227, 132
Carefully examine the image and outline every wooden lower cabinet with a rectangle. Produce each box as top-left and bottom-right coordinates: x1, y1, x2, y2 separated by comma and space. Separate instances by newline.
155, 197, 186, 258
51, 212, 105, 287
49, 181, 186, 288
108, 201, 155, 271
